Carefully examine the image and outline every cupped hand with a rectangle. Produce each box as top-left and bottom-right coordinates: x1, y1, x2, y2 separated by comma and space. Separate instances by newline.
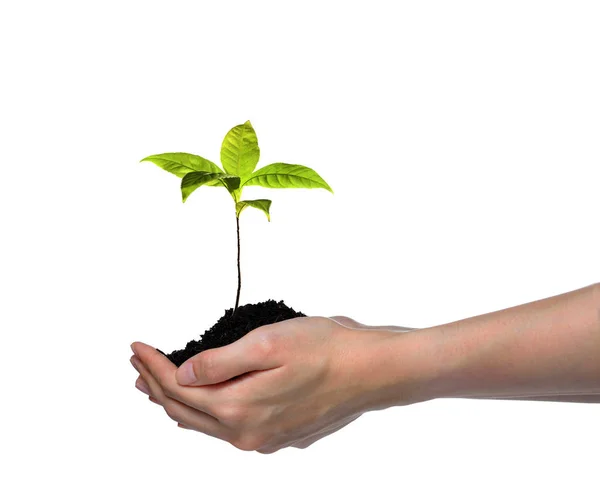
130, 316, 421, 453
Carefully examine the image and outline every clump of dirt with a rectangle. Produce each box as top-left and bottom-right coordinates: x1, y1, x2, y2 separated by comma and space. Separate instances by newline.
158, 300, 306, 367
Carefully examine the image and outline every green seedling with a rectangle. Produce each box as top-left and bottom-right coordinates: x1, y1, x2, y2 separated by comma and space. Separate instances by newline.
141, 120, 333, 317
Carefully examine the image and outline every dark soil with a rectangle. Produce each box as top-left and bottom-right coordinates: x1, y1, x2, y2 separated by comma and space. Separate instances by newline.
157, 299, 306, 367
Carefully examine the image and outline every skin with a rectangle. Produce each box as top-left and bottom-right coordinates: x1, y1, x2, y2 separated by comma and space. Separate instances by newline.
130, 282, 600, 454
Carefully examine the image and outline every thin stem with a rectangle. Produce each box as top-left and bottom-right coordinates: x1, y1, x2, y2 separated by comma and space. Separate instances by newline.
233, 213, 241, 317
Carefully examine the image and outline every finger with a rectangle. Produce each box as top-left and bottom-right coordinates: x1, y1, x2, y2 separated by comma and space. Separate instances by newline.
131, 342, 178, 392
131, 355, 230, 442
131, 342, 218, 415
175, 330, 281, 386
131, 355, 167, 401
135, 376, 151, 395
130, 343, 182, 400
130, 348, 217, 417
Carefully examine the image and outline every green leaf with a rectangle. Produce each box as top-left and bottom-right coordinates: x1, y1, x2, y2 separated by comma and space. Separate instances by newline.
141, 152, 224, 178
241, 163, 333, 193
181, 172, 240, 203
220, 121, 260, 178
236, 199, 272, 221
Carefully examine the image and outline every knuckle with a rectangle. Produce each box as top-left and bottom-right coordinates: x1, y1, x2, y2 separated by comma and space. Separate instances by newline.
217, 404, 248, 424
146, 356, 168, 386
254, 332, 276, 360
232, 434, 264, 452
161, 384, 178, 400
163, 403, 179, 422
198, 352, 220, 382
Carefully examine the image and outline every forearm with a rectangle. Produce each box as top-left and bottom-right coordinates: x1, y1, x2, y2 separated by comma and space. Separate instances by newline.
419, 283, 600, 401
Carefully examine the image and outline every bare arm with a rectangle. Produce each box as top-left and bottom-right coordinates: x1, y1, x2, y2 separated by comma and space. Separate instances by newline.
333, 300, 600, 404
130, 283, 598, 452
413, 283, 600, 403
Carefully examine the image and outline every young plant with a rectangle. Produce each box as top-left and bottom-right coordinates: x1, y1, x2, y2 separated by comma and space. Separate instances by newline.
141, 121, 333, 317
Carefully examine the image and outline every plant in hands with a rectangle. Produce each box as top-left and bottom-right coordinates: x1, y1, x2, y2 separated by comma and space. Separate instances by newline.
130, 316, 431, 453
140, 121, 333, 364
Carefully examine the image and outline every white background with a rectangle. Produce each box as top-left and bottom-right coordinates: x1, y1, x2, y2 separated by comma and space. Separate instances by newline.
1, 1, 598, 494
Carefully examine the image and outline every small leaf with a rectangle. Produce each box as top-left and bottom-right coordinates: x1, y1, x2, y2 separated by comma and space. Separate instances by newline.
236, 199, 272, 221
181, 172, 240, 203
220, 121, 260, 179
141, 152, 224, 178
242, 163, 333, 193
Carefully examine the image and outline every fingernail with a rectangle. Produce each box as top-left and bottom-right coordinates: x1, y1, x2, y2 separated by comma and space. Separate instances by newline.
178, 362, 196, 385
130, 343, 138, 356
135, 377, 150, 395
130, 356, 140, 371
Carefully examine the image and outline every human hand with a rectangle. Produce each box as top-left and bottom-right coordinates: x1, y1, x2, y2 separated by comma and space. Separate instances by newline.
130, 316, 429, 453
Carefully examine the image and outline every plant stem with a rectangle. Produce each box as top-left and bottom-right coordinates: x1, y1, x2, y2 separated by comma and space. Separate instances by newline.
233, 213, 241, 317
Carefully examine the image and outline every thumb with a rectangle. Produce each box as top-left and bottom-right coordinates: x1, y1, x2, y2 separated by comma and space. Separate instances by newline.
176, 330, 280, 386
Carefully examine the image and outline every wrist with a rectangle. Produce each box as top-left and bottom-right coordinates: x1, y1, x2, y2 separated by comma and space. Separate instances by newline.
337, 326, 442, 412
